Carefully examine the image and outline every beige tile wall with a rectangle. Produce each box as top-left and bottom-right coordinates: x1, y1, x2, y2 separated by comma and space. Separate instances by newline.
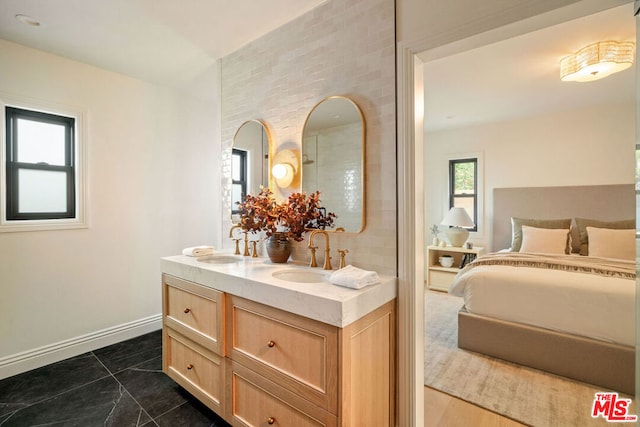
220, 0, 396, 276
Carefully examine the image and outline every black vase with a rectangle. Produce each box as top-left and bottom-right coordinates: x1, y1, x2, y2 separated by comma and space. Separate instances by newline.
266, 232, 291, 263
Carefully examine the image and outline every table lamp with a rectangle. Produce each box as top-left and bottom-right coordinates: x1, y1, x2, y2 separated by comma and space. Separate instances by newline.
440, 207, 474, 247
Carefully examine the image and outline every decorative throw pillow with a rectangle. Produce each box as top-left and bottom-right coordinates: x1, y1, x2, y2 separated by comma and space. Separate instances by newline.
586, 226, 635, 261
510, 217, 572, 253
574, 218, 635, 255
519, 226, 570, 254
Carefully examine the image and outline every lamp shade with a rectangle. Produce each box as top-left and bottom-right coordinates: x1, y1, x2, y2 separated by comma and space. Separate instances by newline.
441, 207, 474, 228
560, 41, 634, 83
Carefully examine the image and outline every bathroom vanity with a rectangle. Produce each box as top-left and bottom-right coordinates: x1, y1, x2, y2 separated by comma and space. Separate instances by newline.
161, 254, 397, 427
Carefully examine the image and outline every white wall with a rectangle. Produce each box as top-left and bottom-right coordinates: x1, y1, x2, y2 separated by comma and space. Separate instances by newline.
425, 101, 635, 250
0, 39, 220, 376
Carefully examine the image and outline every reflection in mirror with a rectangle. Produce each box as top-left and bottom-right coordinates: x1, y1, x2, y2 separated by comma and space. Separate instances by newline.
302, 97, 365, 233
231, 120, 270, 222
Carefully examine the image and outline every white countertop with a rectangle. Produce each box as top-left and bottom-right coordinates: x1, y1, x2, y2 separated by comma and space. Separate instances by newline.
161, 254, 397, 328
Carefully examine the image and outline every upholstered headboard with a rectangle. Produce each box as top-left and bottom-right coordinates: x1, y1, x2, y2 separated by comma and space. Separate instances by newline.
492, 184, 636, 252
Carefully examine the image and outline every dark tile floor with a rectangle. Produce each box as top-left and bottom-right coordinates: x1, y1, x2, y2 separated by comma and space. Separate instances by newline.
0, 330, 231, 426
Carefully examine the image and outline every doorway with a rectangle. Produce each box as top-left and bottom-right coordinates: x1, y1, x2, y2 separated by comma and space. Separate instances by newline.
396, 0, 638, 425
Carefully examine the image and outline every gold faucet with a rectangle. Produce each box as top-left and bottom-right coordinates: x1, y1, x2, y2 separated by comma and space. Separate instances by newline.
229, 225, 249, 256
308, 230, 332, 270
229, 224, 241, 238
337, 249, 349, 269
308, 246, 318, 267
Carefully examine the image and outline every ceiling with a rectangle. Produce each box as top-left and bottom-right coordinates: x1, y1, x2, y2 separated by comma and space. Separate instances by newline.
423, 3, 636, 132
0, 0, 326, 97
1, 1, 635, 117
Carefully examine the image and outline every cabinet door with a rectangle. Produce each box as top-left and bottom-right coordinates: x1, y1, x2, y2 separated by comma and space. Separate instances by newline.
227, 296, 338, 414
339, 300, 395, 427
163, 274, 224, 354
227, 362, 337, 427
164, 328, 224, 414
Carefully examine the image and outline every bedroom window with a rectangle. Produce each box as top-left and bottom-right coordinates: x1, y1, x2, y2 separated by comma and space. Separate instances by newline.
231, 148, 247, 214
449, 158, 478, 232
1, 99, 86, 232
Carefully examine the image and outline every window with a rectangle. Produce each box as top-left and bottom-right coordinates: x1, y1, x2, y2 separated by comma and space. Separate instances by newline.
5, 107, 75, 220
1, 98, 86, 232
231, 148, 247, 214
449, 158, 477, 232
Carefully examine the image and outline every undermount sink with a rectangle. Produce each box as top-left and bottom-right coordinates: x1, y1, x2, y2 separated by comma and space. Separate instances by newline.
272, 268, 330, 283
196, 255, 240, 264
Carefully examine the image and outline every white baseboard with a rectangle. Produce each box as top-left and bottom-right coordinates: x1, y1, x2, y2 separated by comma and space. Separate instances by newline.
0, 314, 162, 380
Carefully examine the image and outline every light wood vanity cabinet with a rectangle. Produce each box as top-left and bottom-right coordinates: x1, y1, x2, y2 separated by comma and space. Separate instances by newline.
162, 274, 225, 413
228, 361, 338, 427
226, 295, 338, 414
162, 273, 396, 427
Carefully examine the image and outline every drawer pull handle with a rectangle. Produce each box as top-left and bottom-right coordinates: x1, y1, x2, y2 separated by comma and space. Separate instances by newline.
267, 417, 276, 425
267, 340, 276, 348
184, 308, 191, 314
187, 364, 194, 370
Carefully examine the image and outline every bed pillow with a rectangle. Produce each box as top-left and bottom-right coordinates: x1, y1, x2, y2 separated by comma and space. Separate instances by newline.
519, 225, 571, 254
574, 218, 635, 255
510, 217, 572, 252
586, 226, 635, 260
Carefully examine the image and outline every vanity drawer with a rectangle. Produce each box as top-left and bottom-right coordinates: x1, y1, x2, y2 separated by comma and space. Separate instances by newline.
163, 328, 224, 414
226, 296, 338, 413
227, 361, 337, 427
162, 274, 224, 354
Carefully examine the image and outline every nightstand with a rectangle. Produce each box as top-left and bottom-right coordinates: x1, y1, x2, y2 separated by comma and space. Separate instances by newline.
426, 245, 485, 292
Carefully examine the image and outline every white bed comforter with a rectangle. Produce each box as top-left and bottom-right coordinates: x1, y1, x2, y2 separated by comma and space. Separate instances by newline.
449, 253, 636, 347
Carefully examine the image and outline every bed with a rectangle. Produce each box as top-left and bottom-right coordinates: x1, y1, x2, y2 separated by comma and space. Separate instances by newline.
448, 184, 636, 395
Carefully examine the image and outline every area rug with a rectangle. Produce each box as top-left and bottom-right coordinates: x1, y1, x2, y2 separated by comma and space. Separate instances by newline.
424, 290, 637, 426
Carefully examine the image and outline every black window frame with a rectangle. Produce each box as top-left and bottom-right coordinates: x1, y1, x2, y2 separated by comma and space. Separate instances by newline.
448, 157, 478, 232
5, 106, 76, 220
231, 148, 248, 214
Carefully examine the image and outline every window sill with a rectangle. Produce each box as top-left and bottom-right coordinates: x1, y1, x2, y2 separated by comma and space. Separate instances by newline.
0, 217, 88, 233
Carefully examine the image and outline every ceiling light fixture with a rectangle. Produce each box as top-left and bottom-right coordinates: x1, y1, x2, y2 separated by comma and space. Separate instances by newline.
15, 14, 41, 27
560, 41, 634, 82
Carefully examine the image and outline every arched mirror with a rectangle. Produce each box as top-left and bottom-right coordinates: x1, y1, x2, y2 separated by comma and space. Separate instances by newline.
231, 120, 270, 222
302, 96, 365, 233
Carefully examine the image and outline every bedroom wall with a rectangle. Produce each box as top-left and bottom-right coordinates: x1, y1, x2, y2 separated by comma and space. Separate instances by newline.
0, 39, 220, 378
425, 101, 635, 250
219, 0, 396, 275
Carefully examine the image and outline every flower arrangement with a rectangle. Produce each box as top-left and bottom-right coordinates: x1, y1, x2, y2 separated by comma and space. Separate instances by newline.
430, 224, 439, 237
237, 187, 336, 242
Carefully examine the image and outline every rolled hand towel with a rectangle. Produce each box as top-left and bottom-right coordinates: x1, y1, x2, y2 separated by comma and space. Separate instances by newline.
182, 246, 214, 257
330, 265, 380, 289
